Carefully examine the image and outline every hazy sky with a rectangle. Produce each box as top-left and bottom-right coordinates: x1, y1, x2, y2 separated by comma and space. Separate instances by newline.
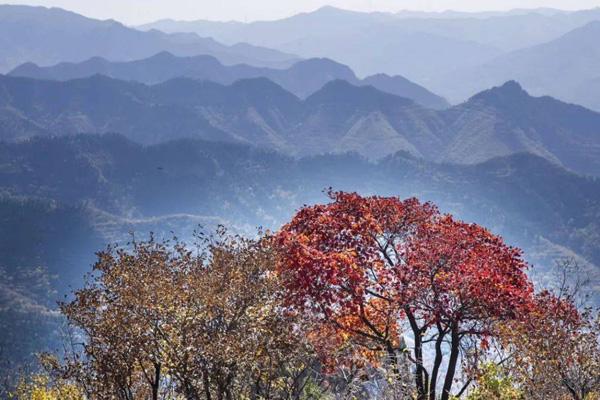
4, 0, 600, 24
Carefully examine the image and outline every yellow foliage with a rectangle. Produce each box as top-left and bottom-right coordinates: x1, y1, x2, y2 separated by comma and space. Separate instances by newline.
466, 363, 523, 400
10, 374, 82, 400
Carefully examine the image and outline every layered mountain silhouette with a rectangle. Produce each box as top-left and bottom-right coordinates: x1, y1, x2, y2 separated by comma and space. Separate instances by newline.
142, 6, 600, 52
9, 52, 449, 108
142, 6, 500, 82
139, 6, 600, 82
1, 75, 599, 176
434, 21, 600, 109
0, 5, 298, 73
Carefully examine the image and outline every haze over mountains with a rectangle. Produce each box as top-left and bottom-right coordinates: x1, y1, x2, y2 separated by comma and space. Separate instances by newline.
3, 134, 599, 275
434, 20, 600, 107
9, 52, 449, 108
3, 4, 600, 110
0, 4, 298, 73
140, 6, 600, 110
141, 5, 600, 54
2, 134, 600, 369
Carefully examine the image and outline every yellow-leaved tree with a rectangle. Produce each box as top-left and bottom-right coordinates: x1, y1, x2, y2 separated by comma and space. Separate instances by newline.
45, 229, 319, 400
10, 372, 82, 400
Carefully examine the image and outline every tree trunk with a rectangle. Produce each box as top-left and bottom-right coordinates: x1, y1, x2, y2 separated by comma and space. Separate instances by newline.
203, 370, 212, 400
183, 381, 202, 400
406, 309, 427, 400
562, 379, 581, 400
152, 363, 161, 400
441, 327, 460, 400
429, 327, 446, 400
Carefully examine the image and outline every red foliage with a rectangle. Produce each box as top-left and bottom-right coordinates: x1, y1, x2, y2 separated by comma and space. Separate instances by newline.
276, 191, 536, 397
402, 214, 534, 334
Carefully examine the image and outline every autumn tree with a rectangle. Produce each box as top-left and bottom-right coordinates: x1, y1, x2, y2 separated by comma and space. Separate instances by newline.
52, 230, 318, 400
493, 259, 600, 400
499, 291, 600, 400
275, 191, 535, 400
58, 236, 182, 400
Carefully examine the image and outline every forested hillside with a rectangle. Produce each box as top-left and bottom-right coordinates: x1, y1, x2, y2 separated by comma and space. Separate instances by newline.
2, 75, 600, 175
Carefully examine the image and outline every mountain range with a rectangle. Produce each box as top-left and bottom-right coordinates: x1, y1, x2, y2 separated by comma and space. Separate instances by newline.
1, 74, 599, 176
140, 6, 600, 111
2, 134, 599, 344
141, 6, 600, 52
0, 5, 298, 73
5, 4, 600, 112
8, 52, 449, 108
139, 6, 600, 78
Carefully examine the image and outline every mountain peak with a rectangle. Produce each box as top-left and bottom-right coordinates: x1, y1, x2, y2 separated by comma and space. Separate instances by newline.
301, 5, 365, 19
8, 61, 40, 76
148, 51, 177, 60
291, 57, 346, 68
362, 73, 450, 109
367, 73, 392, 80
288, 58, 357, 80
313, 5, 345, 14
499, 80, 523, 90
307, 79, 413, 107
310, 79, 369, 96
469, 81, 529, 104
495, 80, 526, 95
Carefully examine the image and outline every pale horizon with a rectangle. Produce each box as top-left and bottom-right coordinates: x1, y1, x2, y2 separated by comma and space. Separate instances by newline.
2, 0, 600, 25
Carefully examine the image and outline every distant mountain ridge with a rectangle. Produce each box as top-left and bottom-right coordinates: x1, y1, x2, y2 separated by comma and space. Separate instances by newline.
9, 52, 449, 109
141, 5, 600, 51
138, 6, 600, 81
434, 21, 600, 109
1, 74, 599, 176
0, 4, 298, 73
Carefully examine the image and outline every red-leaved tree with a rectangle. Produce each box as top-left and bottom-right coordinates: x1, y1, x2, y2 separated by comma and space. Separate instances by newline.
275, 191, 535, 400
